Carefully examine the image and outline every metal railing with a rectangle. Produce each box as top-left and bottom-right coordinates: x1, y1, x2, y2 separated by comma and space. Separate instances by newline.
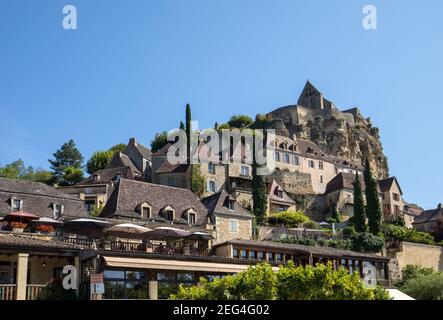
0, 285, 16, 300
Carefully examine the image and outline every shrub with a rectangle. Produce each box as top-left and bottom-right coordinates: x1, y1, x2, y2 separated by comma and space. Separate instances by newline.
401, 272, 443, 300
172, 263, 390, 300
350, 233, 384, 253
267, 211, 310, 228
383, 224, 435, 245
342, 226, 356, 237
303, 220, 320, 229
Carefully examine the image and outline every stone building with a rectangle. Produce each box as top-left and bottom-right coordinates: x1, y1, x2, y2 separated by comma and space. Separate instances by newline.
378, 177, 405, 223
413, 204, 443, 240
202, 190, 253, 245
61, 138, 152, 213
0, 177, 87, 221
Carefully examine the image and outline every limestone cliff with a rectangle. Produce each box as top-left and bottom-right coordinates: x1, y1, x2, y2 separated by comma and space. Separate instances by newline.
265, 81, 389, 179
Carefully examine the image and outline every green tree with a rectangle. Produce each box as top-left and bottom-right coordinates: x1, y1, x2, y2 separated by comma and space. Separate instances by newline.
227, 115, 253, 129
60, 166, 84, 186
108, 143, 126, 154
172, 263, 389, 300
0, 159, 54, 185
49, 140, 84, 184
400, 271, 443, 300
185, 103, 192, 158
350, 233, 384, 253
86, 150, 113, 175
179, 121, 185, 131
191, 164, 205, 197
330, 204, 342, 223
353, 173, 367, 233
252, 142, 267, 225
364, 159, 382, 235
151, 132, 169, 153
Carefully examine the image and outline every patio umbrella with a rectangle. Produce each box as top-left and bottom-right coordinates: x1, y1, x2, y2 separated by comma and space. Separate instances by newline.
63, 218, 110, 237
105, 223, 152, 239
30, 217, 63, 226
1, 211, 40, 222
185, 231, 214, 241
146, 226, 191, 240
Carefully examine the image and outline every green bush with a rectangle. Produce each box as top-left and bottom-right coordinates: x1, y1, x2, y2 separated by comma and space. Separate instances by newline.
303, 220, 320, 229
350, 233, 384, 253
383, 224, 435, 245
401, 272, 443, 300
342, 226, 356, 237
171, 263, 389, 300
267, 211, 310, 228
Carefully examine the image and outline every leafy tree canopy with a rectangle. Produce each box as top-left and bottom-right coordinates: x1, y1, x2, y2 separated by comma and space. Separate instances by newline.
49, 139, 84, 184
267, 210, 310, 228
227, 114, 254, 129
0, 159, 54, 185
151, 131, 169, 153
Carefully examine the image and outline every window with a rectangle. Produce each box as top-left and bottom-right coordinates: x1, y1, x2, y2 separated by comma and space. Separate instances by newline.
167, 177, 176, 187
258, 252, 265, 261
229, 219, 238, 232
207, 180, 217, 193
284, 153, 290, 164
394, 205, 400, 215
241, 165, 250, 176
11, 198, 23, 212
320, 175, 324, 184
188, 212, 196, 225
141, 206, 151, 219
393, 193, 400, 201
53, 204, 64, 219
165, 210, 174, 221
319, 161, 324, 170
292, 155, 299, 165
249, 251, 256, 259
208, 163, 215, 174
267, 252, 274, 261
276, 253, 283, 262
241, 250, 247, 259
274, 151, 281, 162
228, 200, 235, 211
308, 160, 315, 168
85, 199, 95, 212
233, 249, 239, 258
276, 189, 283, 198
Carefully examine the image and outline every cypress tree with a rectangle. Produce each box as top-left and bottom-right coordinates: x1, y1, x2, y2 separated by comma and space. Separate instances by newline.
353, 173, 367, 233
251, 132, 267, 225
185, 103, 191, 159
179, 121, 185, 131
364, 158, 383, 235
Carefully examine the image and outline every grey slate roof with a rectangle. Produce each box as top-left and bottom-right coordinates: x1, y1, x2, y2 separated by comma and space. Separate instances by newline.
202, 190, 253, 223
106, 152, 141, 175
413, 204, 443, 224
76, 166, 138, 186
0, 232, 84, 251
379, 176, 403, 194
267, 180, 296, 205
0, 177, 87, 219
100, 179, 208, 225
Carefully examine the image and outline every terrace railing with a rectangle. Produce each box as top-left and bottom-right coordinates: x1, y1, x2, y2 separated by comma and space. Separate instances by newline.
26, 284, 45, 300
0, 285, 16, 300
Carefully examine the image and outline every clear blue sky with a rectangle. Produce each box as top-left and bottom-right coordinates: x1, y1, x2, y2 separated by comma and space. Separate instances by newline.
0, 0, 442, 208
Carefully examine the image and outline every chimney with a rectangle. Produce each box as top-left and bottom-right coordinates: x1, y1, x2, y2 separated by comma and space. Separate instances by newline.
129, 137, 137, 147
438, 203, 442, 211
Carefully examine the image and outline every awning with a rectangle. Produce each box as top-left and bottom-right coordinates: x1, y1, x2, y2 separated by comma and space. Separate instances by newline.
102, 256, 278, 273
386, 289, 415, 300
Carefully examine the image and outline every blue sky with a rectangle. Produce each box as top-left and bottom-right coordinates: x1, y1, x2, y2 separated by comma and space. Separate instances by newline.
0, 0, 442, 208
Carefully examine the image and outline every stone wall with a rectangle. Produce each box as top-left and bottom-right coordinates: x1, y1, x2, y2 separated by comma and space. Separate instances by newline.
388, 242, 443, 279
214, 214, 252, 245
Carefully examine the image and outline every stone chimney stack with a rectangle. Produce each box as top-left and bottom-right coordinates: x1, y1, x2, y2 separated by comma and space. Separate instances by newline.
129, 137, 138, 147
438, 203, 442, 211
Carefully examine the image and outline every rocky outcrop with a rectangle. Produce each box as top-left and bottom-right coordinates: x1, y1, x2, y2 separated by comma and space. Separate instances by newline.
265, 82, 389, 179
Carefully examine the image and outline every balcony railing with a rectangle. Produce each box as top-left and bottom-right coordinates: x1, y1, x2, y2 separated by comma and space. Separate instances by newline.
60, 237, 213, 257
0, 285, 16, 300
26, 284, 45, 300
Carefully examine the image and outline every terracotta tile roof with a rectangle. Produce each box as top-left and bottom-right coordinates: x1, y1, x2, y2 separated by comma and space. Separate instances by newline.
202, 190, 253, 222
100, 179, 208, 225
0, 177, 87, 219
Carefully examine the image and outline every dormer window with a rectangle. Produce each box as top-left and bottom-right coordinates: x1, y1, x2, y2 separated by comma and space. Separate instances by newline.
188, 212, 196, 225
11, 198, 23, 212
92, 174, 100, 183
113, 173, 122, 183
163, 205, 175, 222
275, 188, 283, 198
228, 200, 235, 211
139, 202, 152, 219
53, 204, 64, 219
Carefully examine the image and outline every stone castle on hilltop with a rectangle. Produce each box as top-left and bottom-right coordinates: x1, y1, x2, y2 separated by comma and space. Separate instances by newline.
266, 81, 389, 179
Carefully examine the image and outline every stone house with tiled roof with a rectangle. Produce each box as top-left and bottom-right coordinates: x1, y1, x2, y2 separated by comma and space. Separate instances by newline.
378, 176, 405, 223
202, 189, 253, 244
100, 179, 208, 228
413, 204, 443, 240
0, 177, 87, 221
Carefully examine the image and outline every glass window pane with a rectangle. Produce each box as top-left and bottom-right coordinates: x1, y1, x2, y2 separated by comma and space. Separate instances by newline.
177, 273, 194, 282
104, 270, 125, 279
